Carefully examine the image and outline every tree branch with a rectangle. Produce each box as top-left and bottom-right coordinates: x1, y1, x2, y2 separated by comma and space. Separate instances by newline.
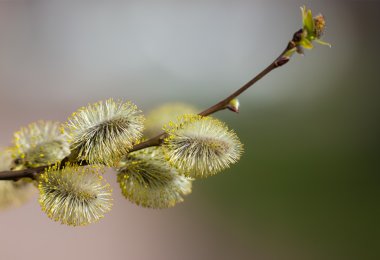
129, 30, 301, 153
0, 29, 302, 181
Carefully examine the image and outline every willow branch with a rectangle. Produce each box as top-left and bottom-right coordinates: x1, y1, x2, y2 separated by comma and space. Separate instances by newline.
130, 29, 302, 153
0, 29, 302, 181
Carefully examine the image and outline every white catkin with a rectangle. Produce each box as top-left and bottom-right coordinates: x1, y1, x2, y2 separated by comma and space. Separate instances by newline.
38, 164, 113, 226
163, 115, 243, 178
13, 121, 70, 167
117, 147, 192, 209
66, 98, 145, 166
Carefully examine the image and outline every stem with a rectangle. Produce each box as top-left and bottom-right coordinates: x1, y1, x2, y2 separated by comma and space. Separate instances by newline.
199, 58, 286, 116
129, 62, 282, 153
0, 167, 43, 181
0, 29, 302, 181
130, 36, 297, 152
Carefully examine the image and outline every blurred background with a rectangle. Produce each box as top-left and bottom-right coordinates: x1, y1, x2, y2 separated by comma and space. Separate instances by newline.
0, 0, 379, 259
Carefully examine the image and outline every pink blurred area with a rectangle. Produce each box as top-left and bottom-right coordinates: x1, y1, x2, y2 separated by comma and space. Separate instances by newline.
0, 175, 255, 260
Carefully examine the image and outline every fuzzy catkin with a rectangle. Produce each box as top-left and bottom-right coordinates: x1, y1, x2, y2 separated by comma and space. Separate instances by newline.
66, 98, 144, 166
38, 164, 113, 226
13, 121, 70, 168
117, 147, 192, 209
163, 114, 243, 178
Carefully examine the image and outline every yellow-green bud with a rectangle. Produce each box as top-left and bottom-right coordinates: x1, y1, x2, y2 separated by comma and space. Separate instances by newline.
227, 98, 240, 113
299, 6, 331, 51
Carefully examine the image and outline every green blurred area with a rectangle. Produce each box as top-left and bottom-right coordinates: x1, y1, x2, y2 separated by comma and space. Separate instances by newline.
199, 104, 379, 258
193, 2, 380, 259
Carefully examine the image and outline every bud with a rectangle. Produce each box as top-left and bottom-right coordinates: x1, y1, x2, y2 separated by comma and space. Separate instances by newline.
227, 98, 240, 113
299, 6, 331, 51
66, 98, 145, 166
313, 14, 326, 39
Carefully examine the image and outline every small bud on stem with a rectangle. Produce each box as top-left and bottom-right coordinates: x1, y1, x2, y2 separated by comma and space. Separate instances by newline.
227, 98, 240, 113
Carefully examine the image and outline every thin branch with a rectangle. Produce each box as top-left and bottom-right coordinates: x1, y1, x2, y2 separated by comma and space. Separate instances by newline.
129, 30, 301, 153
0, 157, 86, 181
0, 167, 43, 181
0, 29, 302, 181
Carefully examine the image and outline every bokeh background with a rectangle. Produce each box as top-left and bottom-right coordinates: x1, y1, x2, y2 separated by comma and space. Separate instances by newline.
0, 0, 379, 259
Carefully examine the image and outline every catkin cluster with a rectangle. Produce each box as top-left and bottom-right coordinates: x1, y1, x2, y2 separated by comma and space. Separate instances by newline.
0, 99, 243, 226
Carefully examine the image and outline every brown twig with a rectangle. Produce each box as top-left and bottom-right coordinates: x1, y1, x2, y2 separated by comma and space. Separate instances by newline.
129, 30, 300, 153
0, 29, 302, 181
